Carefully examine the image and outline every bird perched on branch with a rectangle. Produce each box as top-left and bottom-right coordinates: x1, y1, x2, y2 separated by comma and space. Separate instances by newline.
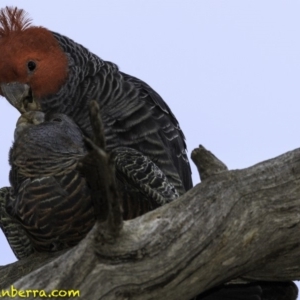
7, 109, 180, 252
4, 113, 298, 300
0, 6, 192, 198
0, 7, 297, 300
8, 111, 95, 252
6, 111, 298, 300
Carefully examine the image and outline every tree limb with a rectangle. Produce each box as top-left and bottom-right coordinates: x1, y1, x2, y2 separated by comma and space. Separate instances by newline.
1, 146, 300, 299
191, 145, 228, 181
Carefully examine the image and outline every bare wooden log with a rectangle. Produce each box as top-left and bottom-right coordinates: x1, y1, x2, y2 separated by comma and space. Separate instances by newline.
1, 147, 300, 299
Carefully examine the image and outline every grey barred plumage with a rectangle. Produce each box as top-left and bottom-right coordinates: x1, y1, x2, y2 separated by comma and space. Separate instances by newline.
0, 24, 193, 196
7, 111, 180, 252
112, 147, 179, 219
45, 43, 191, 194
0, 11, 193, 251
0, 187, 33, 259
0, 7, 297, 300
8, 112, 95, 252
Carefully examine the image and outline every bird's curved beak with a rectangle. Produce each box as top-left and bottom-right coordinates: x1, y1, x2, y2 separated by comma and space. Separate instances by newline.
0, 82, 39, 113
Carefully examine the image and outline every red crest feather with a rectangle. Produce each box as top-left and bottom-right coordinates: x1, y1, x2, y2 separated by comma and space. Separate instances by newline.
0, 6, 69, 98
0, 6, 32, 37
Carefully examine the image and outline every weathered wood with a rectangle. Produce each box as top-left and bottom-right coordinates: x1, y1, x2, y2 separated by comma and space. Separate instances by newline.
191, 144, 228, 181
1, 146, 300, 299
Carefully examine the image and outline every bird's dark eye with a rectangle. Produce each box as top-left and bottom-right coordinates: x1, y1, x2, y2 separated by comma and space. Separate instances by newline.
27, 61, 36, 72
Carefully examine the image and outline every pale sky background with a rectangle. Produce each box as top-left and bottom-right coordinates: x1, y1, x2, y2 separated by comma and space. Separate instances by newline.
0, 0, 299, 294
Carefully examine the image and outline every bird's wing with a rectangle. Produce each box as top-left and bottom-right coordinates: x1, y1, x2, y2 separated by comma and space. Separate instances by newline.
78, 144, 179, 221
7, 172, 93, 252
112, 147, 179, 220
0, 186, 33, 259
120, 72, 193, 193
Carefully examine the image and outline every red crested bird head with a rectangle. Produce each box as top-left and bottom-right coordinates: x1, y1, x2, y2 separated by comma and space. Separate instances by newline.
0, 7, 68, 112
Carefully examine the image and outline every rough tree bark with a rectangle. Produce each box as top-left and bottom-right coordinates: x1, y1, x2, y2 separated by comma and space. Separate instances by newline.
1, 141, 300, 299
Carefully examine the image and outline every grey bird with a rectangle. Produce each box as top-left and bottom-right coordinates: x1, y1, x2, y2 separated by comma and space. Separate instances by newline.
0, 7, 297, 300
0, 7, 192, 198
4, 110, 298, 300
6, 110, 179, 252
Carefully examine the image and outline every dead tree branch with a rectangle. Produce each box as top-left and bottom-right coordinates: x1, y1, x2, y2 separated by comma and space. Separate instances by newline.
191, 144, 228, 181
1, 146, 300, 299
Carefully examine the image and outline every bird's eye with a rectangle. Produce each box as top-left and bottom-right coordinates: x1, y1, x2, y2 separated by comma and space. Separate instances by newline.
27, 61, 36, 72
52, 117, 62, 122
